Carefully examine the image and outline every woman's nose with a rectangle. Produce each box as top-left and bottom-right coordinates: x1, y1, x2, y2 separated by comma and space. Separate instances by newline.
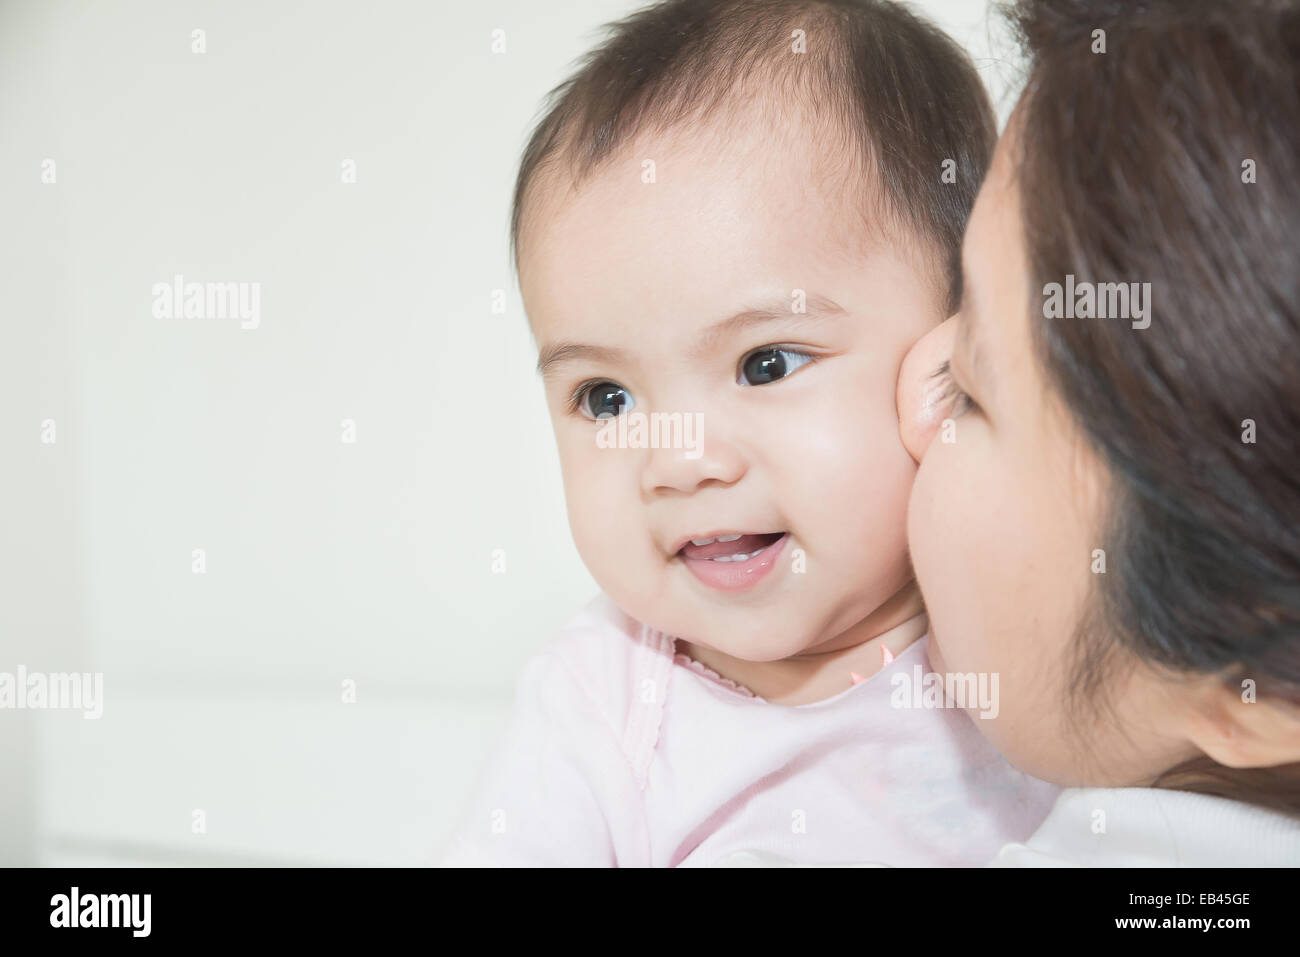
897, 316, 958, 463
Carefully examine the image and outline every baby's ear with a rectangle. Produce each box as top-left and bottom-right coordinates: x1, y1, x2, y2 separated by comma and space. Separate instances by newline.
897, 317, 958, 463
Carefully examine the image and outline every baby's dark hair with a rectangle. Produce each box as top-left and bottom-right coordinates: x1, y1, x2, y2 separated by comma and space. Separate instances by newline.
510, 0, 996, 313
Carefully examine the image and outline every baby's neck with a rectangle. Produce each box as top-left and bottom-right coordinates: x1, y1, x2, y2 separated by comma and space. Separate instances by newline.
677, 583, 927, 707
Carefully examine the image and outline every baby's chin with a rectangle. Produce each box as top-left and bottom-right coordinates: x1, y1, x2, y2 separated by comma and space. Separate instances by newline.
617, 595, 826, 662
681, 631, 818, 663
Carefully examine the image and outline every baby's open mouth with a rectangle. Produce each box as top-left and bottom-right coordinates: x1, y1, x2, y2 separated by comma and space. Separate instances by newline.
677, 531, 786, 562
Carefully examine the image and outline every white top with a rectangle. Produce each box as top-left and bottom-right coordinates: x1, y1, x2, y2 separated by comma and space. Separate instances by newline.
988, 786, 1300, 867
711, 779, 1300, 867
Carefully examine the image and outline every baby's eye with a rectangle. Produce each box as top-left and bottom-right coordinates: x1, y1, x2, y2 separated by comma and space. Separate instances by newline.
574, 381, 635, 420
738, 347, 816, 386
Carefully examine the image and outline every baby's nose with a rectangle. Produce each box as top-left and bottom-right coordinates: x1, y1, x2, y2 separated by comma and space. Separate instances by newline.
639, 418, 745, 496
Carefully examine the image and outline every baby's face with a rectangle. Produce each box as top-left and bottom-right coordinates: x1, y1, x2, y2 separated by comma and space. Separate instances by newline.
520, 119, 944, 661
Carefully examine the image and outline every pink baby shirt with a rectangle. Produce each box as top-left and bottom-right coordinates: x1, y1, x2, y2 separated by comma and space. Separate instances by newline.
438, 592, 1060, 867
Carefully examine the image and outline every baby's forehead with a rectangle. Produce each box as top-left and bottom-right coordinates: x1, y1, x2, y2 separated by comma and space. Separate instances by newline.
521, 140, 943, 361
519, 106, 892, 284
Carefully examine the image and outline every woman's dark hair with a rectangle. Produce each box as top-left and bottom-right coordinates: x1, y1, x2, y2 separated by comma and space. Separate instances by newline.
1007, 0, 1300, 813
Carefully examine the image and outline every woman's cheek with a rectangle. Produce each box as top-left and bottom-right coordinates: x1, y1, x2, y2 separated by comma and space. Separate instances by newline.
906, 449, 947, 611
907, 441, 989, 674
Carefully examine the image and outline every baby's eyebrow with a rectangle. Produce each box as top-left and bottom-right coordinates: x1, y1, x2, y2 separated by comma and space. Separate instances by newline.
535, 293, 846, 378
536, 341, 629, 378
693, 293, 848, 356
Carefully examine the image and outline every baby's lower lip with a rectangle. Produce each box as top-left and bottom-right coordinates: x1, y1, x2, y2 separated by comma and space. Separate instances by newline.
678, 532, 789, 592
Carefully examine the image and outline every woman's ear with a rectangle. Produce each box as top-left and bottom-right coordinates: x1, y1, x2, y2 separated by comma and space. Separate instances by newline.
1183, 677, 1300, 769
897, 316, 958, 463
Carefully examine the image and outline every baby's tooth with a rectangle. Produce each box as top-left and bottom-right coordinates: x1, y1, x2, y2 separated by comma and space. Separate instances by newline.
691, 537, 716, 546
717, 534, 742, 542
711, 550, 758, 563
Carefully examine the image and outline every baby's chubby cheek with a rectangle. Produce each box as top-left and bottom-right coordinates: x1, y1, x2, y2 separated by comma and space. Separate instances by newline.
785, 366, 917, 563
557, 443, 665, 600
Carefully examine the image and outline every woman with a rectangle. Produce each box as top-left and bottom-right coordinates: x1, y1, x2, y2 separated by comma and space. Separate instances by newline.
896, 0, 1300, 864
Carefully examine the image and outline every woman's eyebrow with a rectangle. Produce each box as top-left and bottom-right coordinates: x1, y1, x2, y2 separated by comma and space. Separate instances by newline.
954, 277, 990, 391
956, 243, 993, 382
955, 315, 996, 407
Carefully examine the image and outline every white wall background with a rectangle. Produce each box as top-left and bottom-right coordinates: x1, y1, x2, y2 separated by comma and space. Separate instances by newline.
1, 0, 1024, 865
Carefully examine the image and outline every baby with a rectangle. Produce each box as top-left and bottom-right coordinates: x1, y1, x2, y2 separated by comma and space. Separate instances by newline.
440, 0, 1058, 866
